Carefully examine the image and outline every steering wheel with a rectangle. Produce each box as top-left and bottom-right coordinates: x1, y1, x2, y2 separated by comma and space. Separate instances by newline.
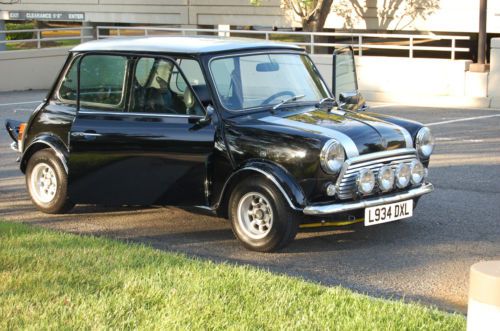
261, 90, 295, 106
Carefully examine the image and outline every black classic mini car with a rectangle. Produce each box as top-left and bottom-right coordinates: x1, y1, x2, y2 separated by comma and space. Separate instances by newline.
5, 37, 434, 251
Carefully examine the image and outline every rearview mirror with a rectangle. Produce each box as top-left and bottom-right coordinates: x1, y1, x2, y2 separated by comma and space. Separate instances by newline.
256, 62, 279, 72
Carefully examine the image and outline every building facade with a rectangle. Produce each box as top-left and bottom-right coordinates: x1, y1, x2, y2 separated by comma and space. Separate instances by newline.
0, 0, 499, 33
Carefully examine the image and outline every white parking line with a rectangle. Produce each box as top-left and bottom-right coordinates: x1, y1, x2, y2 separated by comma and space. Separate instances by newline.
369, 103, 393, 109
0, 100, 40, 107
425, 114, 500, 126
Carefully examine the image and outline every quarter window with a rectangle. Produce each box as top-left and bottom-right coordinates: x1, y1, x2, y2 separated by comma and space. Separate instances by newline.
170, 59, 206, 93
58, 55, 127, 109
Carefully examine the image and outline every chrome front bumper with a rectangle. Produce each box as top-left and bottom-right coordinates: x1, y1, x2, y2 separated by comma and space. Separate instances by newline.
303, 182, 434, 216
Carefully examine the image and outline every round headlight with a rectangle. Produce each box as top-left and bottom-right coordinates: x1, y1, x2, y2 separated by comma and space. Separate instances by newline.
377, 165, 395, 192
416, 127, 435, 159
410, 160, 425, 185
357, 169, 375, 195
395, 163, 411, 188
320, 139, 345, 174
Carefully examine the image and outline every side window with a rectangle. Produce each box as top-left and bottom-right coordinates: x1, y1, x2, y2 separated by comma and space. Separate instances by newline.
176, 59, 212, 107
58, 55, 127, 109
130, 57, 205, 116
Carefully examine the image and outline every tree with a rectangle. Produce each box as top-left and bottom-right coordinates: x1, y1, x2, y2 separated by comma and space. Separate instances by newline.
251, 0, 440, 32
282, 0, 334, 32
336, 0, 440, 31
251, 0, 333, 32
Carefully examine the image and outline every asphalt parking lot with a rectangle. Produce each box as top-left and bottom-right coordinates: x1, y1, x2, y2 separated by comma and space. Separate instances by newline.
1, 90, 499, 313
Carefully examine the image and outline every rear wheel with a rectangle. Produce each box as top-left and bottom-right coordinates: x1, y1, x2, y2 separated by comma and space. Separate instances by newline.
26, 149, 74, 214
229, 176, 300, 252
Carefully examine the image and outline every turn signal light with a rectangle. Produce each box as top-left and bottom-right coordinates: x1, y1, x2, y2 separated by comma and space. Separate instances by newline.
17, 122, 27, 152
18, 123, 26, 142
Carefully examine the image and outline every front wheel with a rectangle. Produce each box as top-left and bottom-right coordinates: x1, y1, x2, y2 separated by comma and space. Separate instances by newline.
229, 176, 300, 252
26, 149, 74, 214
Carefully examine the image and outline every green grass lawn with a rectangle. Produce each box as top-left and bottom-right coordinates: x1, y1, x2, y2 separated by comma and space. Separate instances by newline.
0, 221, 465, 330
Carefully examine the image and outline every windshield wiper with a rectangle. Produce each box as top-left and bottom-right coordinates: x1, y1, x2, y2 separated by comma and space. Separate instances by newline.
316, 97, 336, 111
272, 94, 305, 111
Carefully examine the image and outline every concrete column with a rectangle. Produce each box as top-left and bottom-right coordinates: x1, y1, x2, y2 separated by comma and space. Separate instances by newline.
467, 261, 500, 331
488, 38, 500, 107
81, 21, 96, 43
0, 20, 6, 51
218, 24, 230, 37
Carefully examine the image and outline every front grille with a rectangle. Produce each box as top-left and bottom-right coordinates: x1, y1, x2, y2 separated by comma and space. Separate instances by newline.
335, 149, 418, 200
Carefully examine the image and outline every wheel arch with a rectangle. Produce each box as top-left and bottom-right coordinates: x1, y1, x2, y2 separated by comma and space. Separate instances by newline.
214, 160, 306, 218
20, 135, 69, 174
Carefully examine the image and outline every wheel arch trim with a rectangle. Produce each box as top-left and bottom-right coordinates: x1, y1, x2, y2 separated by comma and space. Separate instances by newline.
214, 161, 306, 212
21, 135, 69, 174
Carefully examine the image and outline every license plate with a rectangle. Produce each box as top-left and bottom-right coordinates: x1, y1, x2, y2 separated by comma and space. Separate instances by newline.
364, 199, 413, 226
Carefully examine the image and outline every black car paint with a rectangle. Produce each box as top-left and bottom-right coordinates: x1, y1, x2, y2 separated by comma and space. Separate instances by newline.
14, 47, 425, 213
68, 110, 215, 205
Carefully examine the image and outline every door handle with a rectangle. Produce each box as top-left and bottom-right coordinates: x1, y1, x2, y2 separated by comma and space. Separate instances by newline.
72, 130, 102, 140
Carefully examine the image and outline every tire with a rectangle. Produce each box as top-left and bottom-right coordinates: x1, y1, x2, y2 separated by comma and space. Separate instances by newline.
25, 149, 74, 214
229, 176, 300, 252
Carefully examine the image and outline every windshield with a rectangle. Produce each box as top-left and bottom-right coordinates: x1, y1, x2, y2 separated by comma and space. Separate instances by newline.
210, 53, 330, 111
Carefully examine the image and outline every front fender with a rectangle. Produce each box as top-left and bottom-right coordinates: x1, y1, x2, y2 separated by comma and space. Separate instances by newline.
214, 160, 307, 213
20, 134, 68, 174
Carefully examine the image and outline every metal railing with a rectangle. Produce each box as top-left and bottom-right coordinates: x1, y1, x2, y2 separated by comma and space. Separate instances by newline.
0, 27, 94, 49
96, 25, 470, 59
0, 25, 470, 59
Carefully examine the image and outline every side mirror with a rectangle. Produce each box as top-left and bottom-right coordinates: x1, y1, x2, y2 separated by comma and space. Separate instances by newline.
338, 92, 367, 112
190, 104, 214, 128
201, 104, 214, 124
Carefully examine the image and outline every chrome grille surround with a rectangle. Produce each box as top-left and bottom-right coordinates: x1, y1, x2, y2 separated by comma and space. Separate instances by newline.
335, 148, 419, 200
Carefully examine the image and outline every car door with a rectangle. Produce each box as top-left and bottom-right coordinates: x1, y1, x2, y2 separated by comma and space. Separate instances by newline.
332, 46, 368, 111
66, 53, 215, 206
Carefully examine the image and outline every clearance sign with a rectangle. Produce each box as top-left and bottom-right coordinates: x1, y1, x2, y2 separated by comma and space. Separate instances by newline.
8, 11, 85, 21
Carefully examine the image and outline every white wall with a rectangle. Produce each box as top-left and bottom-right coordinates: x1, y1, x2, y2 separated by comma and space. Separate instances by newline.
0, 47, 69, 91
310, 54, 490, 108
0, 0, 290, 27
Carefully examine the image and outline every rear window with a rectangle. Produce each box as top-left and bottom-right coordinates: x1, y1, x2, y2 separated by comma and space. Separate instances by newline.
58, 54, 128, 109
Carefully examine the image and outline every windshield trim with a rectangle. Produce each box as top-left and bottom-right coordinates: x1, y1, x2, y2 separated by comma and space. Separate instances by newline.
207, 50, 332, 115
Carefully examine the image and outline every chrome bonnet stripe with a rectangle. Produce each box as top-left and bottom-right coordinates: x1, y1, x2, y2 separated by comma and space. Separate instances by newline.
399, 127, 413, 148
260, 116, 359, 158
